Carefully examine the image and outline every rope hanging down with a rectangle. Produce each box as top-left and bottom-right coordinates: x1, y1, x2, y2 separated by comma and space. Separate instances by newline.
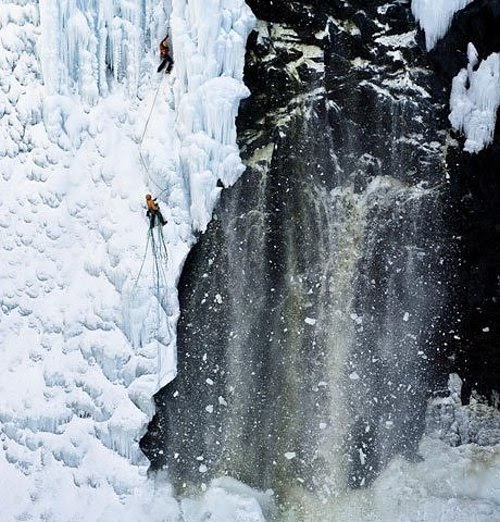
138, 76, 168, 194
132, 226, 169, 301
133, 75, 171, 303
132, 230, 152, 290
150, 226, 169, 309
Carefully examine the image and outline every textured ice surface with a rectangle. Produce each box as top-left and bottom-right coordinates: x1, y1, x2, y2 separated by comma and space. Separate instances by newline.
0, 0, 254, 519
411, 3, 500, 153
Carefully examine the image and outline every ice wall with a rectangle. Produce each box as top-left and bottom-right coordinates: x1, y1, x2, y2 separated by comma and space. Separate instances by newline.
412, 1, 500, 155
170, 0, 255, 232
0, 0, 255, 519
38, 0, 170, 103
411, 0, 474, 50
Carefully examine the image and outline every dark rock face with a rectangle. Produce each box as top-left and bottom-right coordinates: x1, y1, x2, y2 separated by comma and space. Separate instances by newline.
428, 0, 500, 404
141, 0, 499, 514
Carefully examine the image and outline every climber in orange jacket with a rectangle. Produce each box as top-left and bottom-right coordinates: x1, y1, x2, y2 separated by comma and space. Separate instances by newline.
146, 194, 167, 229
157, 35, 174, 74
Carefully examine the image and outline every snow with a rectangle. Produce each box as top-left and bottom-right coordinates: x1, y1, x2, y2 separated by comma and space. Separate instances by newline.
411, 0, 475, 50
449, 44, 500, 154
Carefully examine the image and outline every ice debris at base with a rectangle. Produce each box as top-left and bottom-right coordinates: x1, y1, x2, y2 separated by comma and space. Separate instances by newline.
0, 0, 254, 519
449, 44, 500, 154
411, 0, 475, 50
367, 373, 500, 522
427, 373, 500, 447
180, 477, 272, 522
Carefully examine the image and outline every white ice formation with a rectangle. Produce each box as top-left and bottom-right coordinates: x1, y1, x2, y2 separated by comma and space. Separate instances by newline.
412, 1, 500, 154
411, 0, 475, 50
0, 0, 254, 519
449, 44, 500, 154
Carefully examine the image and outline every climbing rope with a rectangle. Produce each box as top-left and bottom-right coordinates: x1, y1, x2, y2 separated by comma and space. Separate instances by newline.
133, 73, 171, 315
158, 226, 169, 264
150, 226, 169, 311
138, 75, 168, 194
132, 229, 152, 290
132, 224, 168, 295
139, 75, 164, 147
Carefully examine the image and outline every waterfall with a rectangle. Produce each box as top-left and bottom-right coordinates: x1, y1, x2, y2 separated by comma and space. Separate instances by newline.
140, 1, 500, 519
142, 87, 448, 516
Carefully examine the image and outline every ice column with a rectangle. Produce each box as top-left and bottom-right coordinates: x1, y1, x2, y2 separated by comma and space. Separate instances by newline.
170, 0, 256, 232
38, 0, 168, 104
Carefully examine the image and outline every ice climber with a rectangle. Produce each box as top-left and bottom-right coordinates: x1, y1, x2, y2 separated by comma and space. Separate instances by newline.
157, 35, 174, 74
145, 194, 167, 229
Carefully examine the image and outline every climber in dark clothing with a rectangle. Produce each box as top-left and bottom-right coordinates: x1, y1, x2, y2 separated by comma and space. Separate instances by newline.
146, 194, 167, 229
157, 35, 174, 73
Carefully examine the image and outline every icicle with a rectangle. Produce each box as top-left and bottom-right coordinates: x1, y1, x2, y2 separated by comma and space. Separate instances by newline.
38, 0, 164, 103
411, 0, 474, 50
